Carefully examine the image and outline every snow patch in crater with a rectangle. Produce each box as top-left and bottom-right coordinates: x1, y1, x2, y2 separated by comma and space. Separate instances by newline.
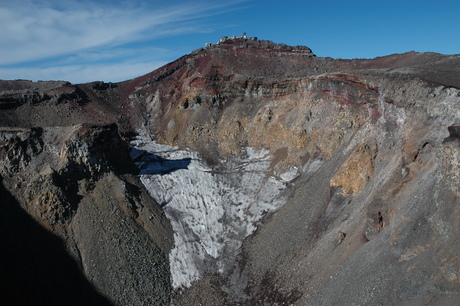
130, 138, 296, 288
280, 166, 300, 182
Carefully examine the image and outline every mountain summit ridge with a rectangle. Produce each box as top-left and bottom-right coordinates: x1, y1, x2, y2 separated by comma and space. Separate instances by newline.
1, 37, 459, 305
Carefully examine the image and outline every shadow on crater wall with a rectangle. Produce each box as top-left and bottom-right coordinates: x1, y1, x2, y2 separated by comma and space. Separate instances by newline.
0, 178, 112, 306
131, 148, 192, 175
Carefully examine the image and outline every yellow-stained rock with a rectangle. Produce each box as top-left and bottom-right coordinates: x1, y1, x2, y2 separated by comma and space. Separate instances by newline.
330, 142, 377, 196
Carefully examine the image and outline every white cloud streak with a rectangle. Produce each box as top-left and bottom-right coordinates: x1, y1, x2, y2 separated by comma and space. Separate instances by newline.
0, 0, 246, 82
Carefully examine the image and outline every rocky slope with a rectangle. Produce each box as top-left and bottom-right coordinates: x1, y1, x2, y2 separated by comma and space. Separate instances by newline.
0, 125, 172, 305
1, 36, 459, 305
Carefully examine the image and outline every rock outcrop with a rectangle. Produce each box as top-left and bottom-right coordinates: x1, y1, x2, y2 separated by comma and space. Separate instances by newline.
1, 37, 459, 305
0, 124, 173, 305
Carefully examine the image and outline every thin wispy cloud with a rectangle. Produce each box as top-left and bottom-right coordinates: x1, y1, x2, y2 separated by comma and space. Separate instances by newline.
0, 0, 247, 82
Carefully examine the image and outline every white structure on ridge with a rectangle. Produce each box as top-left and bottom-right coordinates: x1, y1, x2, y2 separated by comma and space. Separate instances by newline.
218, 32, 257, 44
205, 33, 258, 49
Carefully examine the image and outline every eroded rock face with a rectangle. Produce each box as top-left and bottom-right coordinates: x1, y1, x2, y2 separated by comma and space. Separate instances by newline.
1, 37, 460, 305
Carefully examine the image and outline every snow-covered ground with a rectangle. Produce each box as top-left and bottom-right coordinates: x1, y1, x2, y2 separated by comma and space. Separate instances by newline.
130, 136, 315, 288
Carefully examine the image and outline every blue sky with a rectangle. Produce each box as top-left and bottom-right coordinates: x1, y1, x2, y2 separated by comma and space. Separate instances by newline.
1, 0, 459, 84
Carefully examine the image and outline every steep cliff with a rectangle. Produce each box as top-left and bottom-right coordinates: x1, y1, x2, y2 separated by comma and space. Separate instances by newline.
1, 36, 459, 305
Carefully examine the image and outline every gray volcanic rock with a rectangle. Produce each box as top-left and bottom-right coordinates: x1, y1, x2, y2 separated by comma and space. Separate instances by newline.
0, 37, 459, 305
71, 173, 172, 305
